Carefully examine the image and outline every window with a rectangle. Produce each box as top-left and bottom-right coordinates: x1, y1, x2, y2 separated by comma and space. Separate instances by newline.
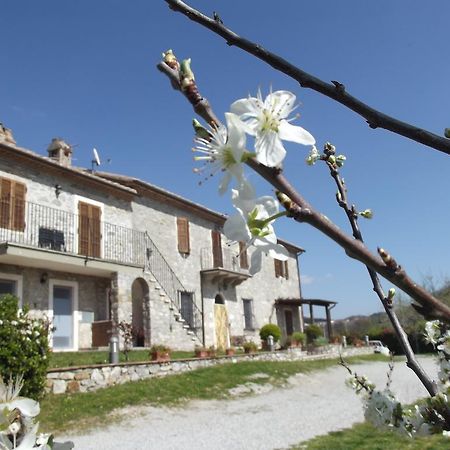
0, 273, 23, 306
274, 259, 289, 279
243, 298, 254, 330
211, 230, 223, 268
239, 241, 249, 269
0, 177, 26, 231
177, 217, 190, 254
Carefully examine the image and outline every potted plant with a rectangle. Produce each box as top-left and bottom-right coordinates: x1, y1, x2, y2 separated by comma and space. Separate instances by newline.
259, 323, 282, 350
243, 341, 258, 354
194, 345, 208, 358
225, 347, 236, 356
150, 344, 171, 362
291, 331, 306, 348
207, 345, 217, 358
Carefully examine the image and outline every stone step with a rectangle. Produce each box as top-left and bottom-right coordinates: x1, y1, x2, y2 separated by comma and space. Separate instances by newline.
182, 324, 190, 329
187, 330, 194, 335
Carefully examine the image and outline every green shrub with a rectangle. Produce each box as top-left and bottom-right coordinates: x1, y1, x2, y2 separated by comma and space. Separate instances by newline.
291, 331, 306, 345
259, 323, 282, 343
313, 336, 329, 347
0, 294, 50, 399
305, 324, 323, 343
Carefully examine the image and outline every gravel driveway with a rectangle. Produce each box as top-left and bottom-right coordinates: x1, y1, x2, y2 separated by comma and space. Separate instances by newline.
62, 356, 437, 450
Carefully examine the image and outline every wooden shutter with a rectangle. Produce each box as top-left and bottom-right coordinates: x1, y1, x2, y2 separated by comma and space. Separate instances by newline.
90, 205, 101, 258
284, 260, 289, 280
12, 182, 26, 231
274, 259, 282, 278
0, 178, 12, 229
0, 178, 26, 231
78, 202, 101, 258
239, 241, 249, 269
177, 217, 190, 254
211, 230, 223, 268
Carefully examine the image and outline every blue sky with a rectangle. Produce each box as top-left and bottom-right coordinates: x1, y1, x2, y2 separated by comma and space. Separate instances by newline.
1, 1, 449, 319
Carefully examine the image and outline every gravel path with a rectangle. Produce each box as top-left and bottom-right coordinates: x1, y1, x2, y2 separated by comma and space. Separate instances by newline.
61, 356, 437, 450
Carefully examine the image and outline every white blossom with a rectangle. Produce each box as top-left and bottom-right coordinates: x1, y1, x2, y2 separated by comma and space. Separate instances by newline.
193, 113, 249, 195
231, 89, 315, 167
223, 185, 288, 275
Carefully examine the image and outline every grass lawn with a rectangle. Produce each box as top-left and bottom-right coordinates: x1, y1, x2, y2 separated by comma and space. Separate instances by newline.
48, 349, 199, 368
296, 422, 450, 449
40, 354, 385, 434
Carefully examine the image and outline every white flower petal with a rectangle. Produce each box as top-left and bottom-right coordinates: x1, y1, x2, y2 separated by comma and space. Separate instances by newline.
264, 90, 296, 119
278, 120, 315, 145
230, 97, 260, 119
223, 214, 251, 242
267, 243, 289, 260
224, 112, 246, 158
255, 131, 286, 167
8, 397, 40, 418
218, 172, 232, 196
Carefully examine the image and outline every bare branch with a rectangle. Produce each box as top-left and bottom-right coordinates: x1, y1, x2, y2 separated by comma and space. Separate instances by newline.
165, 0, 450, 157
321, 150, 438, 396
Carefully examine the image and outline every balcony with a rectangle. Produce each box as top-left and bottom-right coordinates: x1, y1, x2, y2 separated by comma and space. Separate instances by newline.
0, 200, 147, 272
200, 247, 250, 286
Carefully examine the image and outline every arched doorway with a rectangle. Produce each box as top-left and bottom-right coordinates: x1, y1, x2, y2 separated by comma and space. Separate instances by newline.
214, 294, 229, 350
131, 278, 149, 347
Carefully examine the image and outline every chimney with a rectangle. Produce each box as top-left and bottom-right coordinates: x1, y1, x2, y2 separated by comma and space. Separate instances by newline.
0, 123, 17, 145
47, 138, 72, 167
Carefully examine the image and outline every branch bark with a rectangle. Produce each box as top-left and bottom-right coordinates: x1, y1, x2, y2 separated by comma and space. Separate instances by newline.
165, 0, 450, 157
324, 155, 438, 397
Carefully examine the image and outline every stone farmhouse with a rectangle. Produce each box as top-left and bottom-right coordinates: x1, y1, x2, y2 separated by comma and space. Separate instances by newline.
0, 124, 306, 351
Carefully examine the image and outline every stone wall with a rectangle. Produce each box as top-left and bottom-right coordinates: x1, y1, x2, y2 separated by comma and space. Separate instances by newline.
46, 346, 373, 395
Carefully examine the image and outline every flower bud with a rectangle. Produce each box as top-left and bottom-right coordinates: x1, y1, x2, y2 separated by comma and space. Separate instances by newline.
276, 191, 294, 211
180, 58, 195, 89
359, 209, 373, 219
162, 49, 180, 71
387, 288, 395, 301
328, 155, 336, 165
324, 142, 336, 155
192, 119, 211, 140
336, 154, 347, 167
445, 128, 450, 139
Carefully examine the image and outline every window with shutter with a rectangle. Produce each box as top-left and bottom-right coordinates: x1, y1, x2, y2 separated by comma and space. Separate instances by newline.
78, 201, 102, 258
239, 241, 249, 269
211, 230, 223, 268
0, 178, 26, 231
243, 298, 254, 330
274, 259, 289, 279
177, 217, 190, 254
274, 258, 282, 278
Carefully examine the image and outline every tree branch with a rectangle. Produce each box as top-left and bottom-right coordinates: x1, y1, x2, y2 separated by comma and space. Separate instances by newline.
322, 150, 438, 397
157, 51, 450, 324
165, 0, 450, 156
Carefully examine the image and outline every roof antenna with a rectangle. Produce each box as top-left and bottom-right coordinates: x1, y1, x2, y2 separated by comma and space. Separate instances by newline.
92, 147, 101, 172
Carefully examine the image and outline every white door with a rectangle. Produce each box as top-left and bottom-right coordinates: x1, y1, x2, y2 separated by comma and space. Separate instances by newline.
52, 285, 74, 350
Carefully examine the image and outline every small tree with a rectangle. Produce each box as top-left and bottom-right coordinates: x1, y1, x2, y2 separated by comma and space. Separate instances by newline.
305, 324, 324, 344
117, 320, 133, 361
259, 323, 282, 343
0, 294, 50, 399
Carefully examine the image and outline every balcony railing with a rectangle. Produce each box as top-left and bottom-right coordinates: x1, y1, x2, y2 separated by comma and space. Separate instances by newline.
0, 199, 147, 266
200, 247, 244, 272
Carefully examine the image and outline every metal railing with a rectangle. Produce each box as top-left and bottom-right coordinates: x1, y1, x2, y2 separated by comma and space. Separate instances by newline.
144, 232, 203, 342
200, 247, 244, 272
0, 198, 204, 342
0, 199, 147, 266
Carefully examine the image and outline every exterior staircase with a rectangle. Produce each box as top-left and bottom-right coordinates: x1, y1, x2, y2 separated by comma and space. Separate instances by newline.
144, 232, 203, 344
